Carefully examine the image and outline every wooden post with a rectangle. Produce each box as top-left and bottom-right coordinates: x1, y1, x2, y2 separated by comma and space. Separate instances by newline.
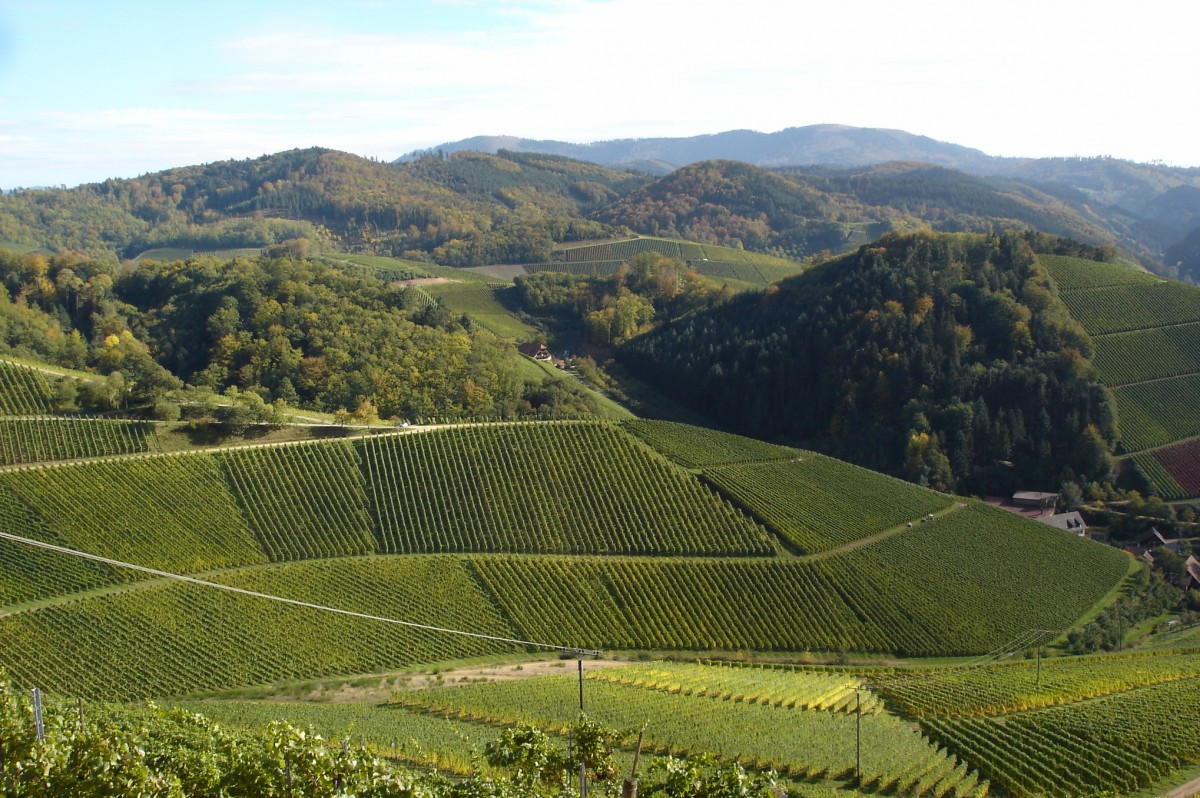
622, 728, 645, 798
32, 688, 45, 743
579, 657, 587, 798
855, 688, 862, 790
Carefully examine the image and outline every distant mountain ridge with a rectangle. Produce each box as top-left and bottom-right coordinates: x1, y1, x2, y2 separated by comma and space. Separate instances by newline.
398, 124, 1001, 172
401, 125, 1200, 276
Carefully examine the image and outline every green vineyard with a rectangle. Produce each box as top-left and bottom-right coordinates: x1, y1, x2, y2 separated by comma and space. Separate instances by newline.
390, 671, 986, 796
1052, 282, 1200, 335
0, 418, 159, 465
703, 456, 954, 553
421, 281, 539, 340
0, 411, 1175, 797
0, 360, 56, 415
356, 423, 773, 556
875, 648, 1200, 718
0, 454, 266, 574
623, 420, 799, 468
1091, 322, 1200, 386
1111, 375, 1200, 452
0, 557, 514, 701
1039, 253, 1200, 468
921, 677, 1200, 797
216, 441, 376, 562
1037, 255, 1159, 292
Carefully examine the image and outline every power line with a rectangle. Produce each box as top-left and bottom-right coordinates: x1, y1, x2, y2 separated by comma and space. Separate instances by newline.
0, 530, 601, 657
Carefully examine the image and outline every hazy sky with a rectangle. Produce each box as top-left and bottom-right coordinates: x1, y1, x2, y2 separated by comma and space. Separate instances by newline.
1, 0, 1197, 187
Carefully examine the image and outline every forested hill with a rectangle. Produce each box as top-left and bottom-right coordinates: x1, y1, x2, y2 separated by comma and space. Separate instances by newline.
4, 144, 1195, 278
0, 148, 645, 262
595, 160, 1128, 262
619, 231, 1119, 495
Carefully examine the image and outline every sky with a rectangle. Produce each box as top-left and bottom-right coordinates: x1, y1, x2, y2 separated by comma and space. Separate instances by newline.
1, 0, 1198, 188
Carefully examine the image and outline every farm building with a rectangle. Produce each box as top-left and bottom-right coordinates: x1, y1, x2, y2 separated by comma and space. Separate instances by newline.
517, 342, 552, 361
1012, 491, 1059, 510
1039, 511, 1087, 536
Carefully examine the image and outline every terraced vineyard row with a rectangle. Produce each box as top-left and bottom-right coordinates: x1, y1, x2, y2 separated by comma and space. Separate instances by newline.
0, 455, 266, 574
558, 237, 701, 263
1055, 282, 1200, 335
356, 423, 773, 556
391, 674, 985, 796
472, 557, 894, 653
623, 420, 798, 468
0, 418, 159, 465
830, 503, 1131, 651
1092, 322, 1200, 385
216, 442, 375, 562
471, 512, 1126, 656
0, 361, 55, 415
875, 648, 1200, 718
1038, 255, 1160, 292
0, 557, 515, 701
525, 260, 625, 277
922, 677, 1200, 797
0, 485, 132, 605
526, 258, 768, 285
1128, 451, 1185, 494
1141, 437, 1200, 497
584, 661, 883, 714
421, 282, 537, 340
1112, 375, 1200, 451
704, 456, 955, 553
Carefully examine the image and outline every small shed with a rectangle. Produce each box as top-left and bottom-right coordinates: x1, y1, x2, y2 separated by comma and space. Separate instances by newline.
1013, 491, 1058, 510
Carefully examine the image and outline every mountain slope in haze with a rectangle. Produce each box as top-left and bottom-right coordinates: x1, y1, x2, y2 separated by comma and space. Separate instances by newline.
619, 231, 1118, 495
408, 125, 1200, 273
398, 124, 998, 172
596, 160, 1124, 261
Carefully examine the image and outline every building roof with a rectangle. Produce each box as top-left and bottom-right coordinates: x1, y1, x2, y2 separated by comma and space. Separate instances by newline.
1013, 491, 1059, 502
1040, 511, 1087, 533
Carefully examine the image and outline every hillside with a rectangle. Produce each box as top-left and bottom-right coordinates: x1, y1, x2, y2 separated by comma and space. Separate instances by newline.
1038, 254, 1200, 499
619, 231, 1116, 495
407, 126, 1200, 276
595, 160, 1128, 263
7, 141, 1200, 283
0, 418, 1131, 702
0, 148, 644, 263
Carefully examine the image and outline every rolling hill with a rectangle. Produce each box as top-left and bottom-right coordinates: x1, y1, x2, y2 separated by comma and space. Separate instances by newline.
618, 230, 1117, 496
405, 125, 1200, 276
0, 417, 1131, 702
1038, 254, 1200, 498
